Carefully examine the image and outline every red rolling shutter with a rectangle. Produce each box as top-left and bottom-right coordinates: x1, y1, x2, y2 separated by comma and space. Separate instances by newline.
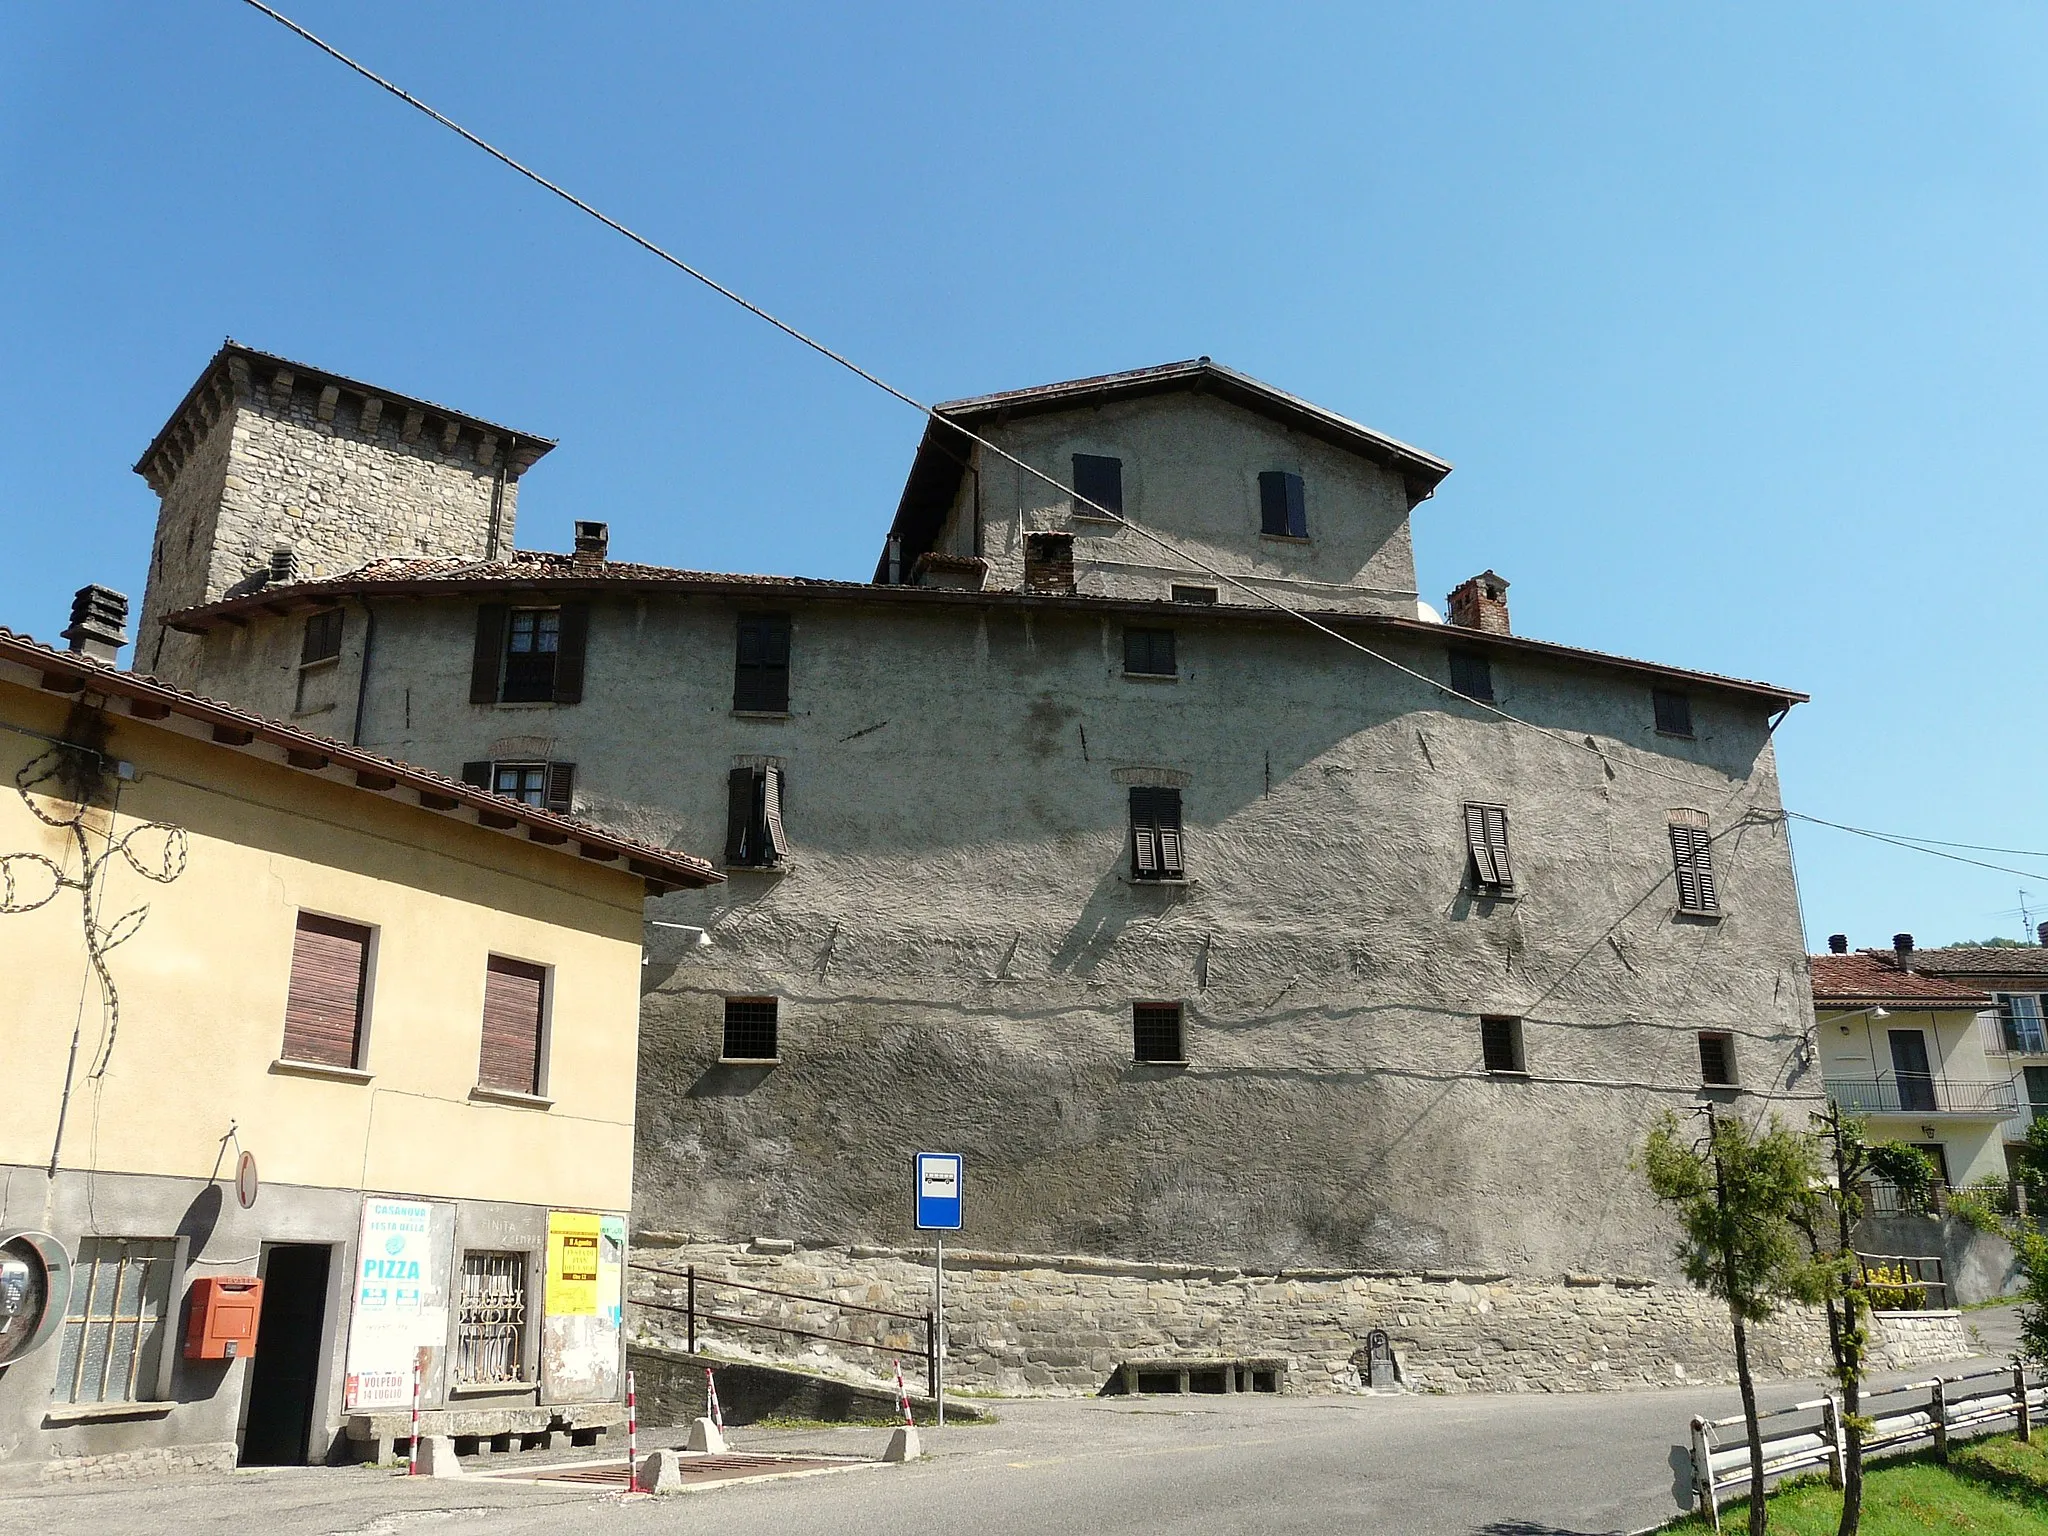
478, 956, 547, 1095
282, 914, 371, 1067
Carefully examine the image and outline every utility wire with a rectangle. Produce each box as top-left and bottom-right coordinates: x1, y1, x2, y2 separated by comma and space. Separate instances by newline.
238, 0, 2040, 876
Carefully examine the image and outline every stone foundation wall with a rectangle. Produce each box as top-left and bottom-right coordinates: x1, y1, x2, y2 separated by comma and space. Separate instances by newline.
25, 1442, 237, 1485
630, 1235, 1835, 1396
1867, 1310, 1973, 1372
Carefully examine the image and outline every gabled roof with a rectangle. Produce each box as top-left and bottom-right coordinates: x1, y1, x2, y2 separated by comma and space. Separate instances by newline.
0, 627, 719, 894
1893, 946, 2048, 979
875, 359, 1455, 582
159, 550, 1808, 708
1809, 951, 1992, 1007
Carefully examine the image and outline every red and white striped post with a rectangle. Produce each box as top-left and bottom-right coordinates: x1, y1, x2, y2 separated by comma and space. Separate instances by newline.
705, 1367, 724, 1431
625, 1369, 639, 1492
893, 1358, 915, 1428
407, 1356, 421, 1477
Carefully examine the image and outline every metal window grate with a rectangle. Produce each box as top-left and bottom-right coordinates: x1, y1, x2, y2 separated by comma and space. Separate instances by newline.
724, 997, 779, 1060
1698, 1031, 1737, 1086
456, 1252, 527, 1385
1481, 1016, 1524, 1074
1133, 1003, 1184, 1063
52, 1239, 174, 1404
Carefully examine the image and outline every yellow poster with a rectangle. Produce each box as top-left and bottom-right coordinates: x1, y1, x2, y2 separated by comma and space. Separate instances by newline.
547, 1210, 601, 1317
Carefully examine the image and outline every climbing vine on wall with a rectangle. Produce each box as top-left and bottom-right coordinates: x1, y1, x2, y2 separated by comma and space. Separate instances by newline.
2, 719, 187, 1078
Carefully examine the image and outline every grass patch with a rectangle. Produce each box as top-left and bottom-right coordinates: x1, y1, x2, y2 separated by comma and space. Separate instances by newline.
1658, 1437, 2048, 1533
1961, 1294, 2024, 1311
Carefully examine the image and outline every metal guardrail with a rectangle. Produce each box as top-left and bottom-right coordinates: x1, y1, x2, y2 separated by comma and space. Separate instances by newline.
1689, 1363, 2046, 1530
1823, 1074, 2020, 1116
1856, 1251, 1950, 1310
630, 1262, 939, 1398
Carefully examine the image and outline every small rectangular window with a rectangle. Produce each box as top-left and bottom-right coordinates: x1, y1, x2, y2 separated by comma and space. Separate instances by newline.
1072, 454, 1123, 517
1133, 1002, 1184, 1063
282, 913, 371, 1069
493, 762, 548, 806
1698, 1031, 1737, 1087
1171, 585, 1218, 605
1024, 532, 1076, 594
723, 997, 779, 1061
301, 608, 344, 666
456, 1253, 528, 1385
501, 608, 562, 703
725, 765, 788, 867
1481, 1016, 1525, 1074
51, 1238, 176, 1404
1124, 627, 1177, 677
1449, 649, 1493, 702
1653, 689, 1694, 738
1996, 994, 2048, 1055
1462, 804, 1514, 894
478, 956, 547, 1097
733, 613, 792, 713
467, 760, 573, 813
1258, 471, 1307, 538
1130, 787, 1185, 881
1670, 822, 1720, 915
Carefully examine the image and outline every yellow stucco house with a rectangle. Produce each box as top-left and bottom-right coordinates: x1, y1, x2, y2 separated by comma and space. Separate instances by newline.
0, 601, 718, 1477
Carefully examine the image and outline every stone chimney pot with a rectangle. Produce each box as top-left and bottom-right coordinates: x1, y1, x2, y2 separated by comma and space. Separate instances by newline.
1447, 571, 1511, 635
1827, 934, 1848, 954
572, 521, 609, 568
62, 584, 129, 665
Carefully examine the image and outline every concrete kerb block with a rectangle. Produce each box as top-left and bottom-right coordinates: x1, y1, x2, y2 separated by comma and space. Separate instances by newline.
686, 1417, 728, 1453
640, 1449, 686, 1494
883, 1426, 921, 1462
414, 1436, 465, 1477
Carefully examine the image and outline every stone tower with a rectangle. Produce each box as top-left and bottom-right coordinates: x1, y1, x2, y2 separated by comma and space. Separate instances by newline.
132, 341, 553, 675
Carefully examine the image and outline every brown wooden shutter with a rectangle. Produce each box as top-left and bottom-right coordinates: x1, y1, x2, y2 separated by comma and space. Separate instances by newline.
726, 768, 756, 863
282, 914, 370, 1068
552, 603, 589, 704
1130, 789, 1159, 876
470, 606, 509, 704
478, 956, 546, 1095
1672, 825, 1718, 913
761, 766, 787, 861
1156, 790, 1185, 878
543, 762, 575, 814
1464, 804, 1498, 886
460, 761, 492, 788
1483, 806, 1513, 888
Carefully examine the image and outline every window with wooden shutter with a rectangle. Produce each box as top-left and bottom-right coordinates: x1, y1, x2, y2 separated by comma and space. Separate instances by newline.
1259, 471, 1307, 538
543, 762, 575, 815
725, 765, 788, 867
1123, 628, 1176, 677
470, 606, 509, 704
1463, 804, 1513, 893
1697, 1031, 1737, 1086
1130, 787, 1185, 880
1653, 688, 1694, 738
492, 762, 546, 805
552, 603, 590, 704
501, 609, 561, 703
734, 614, 792, 712
1670, 822, 1719, 914
461, 761, 492, 789
301, 609, 344, 666
478, 956, 547, 1097
1072, 454, 1123, 518
1448, 649, 1493, 702
282, 913, 371, 1068
1133, 1002, 1184, 1063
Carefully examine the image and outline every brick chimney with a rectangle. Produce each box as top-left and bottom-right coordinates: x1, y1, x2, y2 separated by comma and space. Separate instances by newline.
1447, 571, 1510, 635
62, 585, 129, 665
1893, 932, 1914, 969
572, 520, 609, 568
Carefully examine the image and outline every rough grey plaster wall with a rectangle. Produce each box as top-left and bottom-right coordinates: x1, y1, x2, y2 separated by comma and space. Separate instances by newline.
931, 394, 1421, 612
168, 590, 1819, 1283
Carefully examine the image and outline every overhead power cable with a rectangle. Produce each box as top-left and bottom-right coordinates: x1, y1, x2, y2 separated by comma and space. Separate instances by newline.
237, 0, 2039, 879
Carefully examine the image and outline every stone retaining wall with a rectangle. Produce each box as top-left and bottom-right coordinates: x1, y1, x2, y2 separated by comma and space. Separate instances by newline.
26, 1442, 237, 1485
1868, 1310, 1974, 1372
630, 1235, 1838, 1396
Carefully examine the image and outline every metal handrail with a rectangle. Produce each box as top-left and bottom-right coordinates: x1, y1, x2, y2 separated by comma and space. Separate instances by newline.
631, 1262, 927, 1323
1822, 1073, 2020, 1115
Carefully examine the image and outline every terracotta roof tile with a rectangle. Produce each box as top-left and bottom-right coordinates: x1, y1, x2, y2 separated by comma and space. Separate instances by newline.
1808, 951, 1991, 1006
1890, 946, 2048, 979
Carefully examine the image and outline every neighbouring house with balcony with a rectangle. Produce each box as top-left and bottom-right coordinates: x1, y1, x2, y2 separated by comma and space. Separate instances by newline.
1813, 940, 2016, 1197
1873, 937, 2048, 1168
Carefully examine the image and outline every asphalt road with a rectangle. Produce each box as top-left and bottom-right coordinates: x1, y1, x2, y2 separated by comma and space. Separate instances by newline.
2, 1325, 2022, 1536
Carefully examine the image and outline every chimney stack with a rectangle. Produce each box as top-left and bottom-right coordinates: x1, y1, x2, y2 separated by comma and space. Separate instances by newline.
2037, 921, 2048, 948
62, 585, 129, 665
1447, 571, 1511, 635
572, 521, 609, 568
1893, 932, 1915, 968
1828, 933, 1848, 954
268, 544, 299, 586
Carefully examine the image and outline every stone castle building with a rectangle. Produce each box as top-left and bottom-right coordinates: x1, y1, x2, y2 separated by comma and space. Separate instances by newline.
124, 341, 1824, 1390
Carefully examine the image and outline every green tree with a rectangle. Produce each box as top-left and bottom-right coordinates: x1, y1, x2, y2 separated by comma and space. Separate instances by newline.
1644, 1109, 1822, 1536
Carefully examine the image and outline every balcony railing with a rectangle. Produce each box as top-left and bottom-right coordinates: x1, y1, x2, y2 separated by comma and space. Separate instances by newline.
1823, 1074, 2019, 1117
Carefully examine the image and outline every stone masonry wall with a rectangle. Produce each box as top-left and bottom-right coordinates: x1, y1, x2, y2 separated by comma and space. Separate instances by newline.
1867, 1310, 1974, 1372
630, 1236, 1835, 1397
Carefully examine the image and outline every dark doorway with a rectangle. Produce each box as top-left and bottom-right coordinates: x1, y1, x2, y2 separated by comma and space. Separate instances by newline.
1910, 1142, 1953, 1188
240, 1244, 331, 1465
1888, 1029, 1937, 1112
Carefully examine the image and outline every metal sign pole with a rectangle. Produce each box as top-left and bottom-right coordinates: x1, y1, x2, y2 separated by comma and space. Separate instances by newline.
935, 1231, 945, 1428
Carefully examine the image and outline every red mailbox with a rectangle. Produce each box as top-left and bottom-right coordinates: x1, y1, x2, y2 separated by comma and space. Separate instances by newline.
184, 1276, 262, 1361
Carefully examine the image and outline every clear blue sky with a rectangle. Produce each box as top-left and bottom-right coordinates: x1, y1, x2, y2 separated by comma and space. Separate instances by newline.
4, 3, 2045, 950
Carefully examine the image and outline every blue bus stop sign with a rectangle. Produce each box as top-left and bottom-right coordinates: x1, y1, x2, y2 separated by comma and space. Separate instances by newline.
915, 1152, 963, 1230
